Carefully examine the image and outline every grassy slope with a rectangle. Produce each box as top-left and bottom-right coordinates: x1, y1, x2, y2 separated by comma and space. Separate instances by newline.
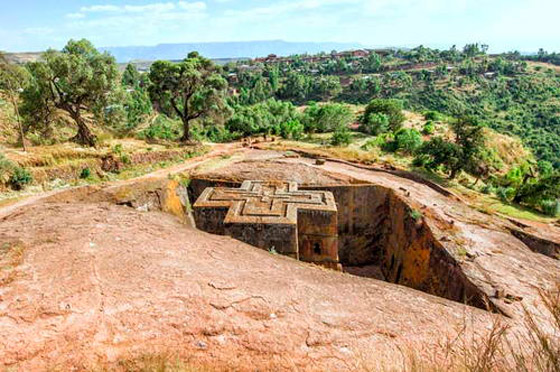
264, 108, 554, 223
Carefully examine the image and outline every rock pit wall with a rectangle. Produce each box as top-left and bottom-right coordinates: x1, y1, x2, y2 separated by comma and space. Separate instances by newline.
189, 178, 493, 311
308, 185, 493, 310
510, 229, 560, 260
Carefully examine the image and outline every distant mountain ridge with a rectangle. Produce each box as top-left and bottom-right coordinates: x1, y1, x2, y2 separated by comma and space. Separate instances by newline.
100, 40, 365, 63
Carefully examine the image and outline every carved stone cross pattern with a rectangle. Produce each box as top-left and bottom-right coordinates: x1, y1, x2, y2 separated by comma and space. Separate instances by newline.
194, 180, 336, 224
193, 180, 340, 270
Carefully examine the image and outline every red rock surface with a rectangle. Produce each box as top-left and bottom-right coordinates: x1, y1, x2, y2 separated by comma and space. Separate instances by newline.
0, 202, 496, 370
1, 148, 559, 370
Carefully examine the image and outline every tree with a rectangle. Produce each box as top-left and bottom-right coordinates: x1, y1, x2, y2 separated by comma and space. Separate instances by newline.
361, 99, 406, 132
122, 63, 141, 87
359, 112, 389, 135
415, 116, 486, 178
387, 128, 423, 154
148, 52, 228, 142
226, 99, 300, 137
451, 116, 485, 172
363, 52, 382, 73
312, 76, 342, 101
330, 124, 352, 146
303, 103, 353, 133
512, 171, 560, 210
415, 137, 463, 176
22, 39, 119, 146
0, 52, 30, 150
277, 71, 312, 103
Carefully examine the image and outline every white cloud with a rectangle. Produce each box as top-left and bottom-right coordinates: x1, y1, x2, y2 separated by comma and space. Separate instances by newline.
80, 5, 121, 12
66, 13, 85, 19
178, 1, 207, 11
80, 2, 206, 14
23, 27, 54, 36
223, 0, 357, 18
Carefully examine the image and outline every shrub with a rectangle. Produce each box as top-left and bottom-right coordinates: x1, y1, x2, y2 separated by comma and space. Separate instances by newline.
409, 209, 423, 221
279, 120, 304, 140
112, 144, 124, 155
412, 154, 429, 167
193, 123, 238, 143
422, 121, 435, 135
361, 98, 406, 132
423, 110, 443, 121
386, 128, 423, 154
80, 167, 91, 179
138, 115, 181, 140
226, 99, 300, 136
303, 103, 353, 133
496, 186, 516, 202
0, 154, 15, 185
120, 154, 131, 165
540, 199, 560, 217
480, 183, 495, 194
9, 167, 32, 190
330, 125, 352, 146
359, 112, 389, 136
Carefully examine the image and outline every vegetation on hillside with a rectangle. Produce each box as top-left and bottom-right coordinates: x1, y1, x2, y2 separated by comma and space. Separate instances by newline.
0, 39, 559, 217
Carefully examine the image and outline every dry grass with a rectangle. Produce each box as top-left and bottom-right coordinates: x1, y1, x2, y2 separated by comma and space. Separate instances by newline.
109, 353, 214, 372
0, 240, 25, 286
263, 139, 380, 164
399, 284, 560, 372
484, 129, 532, 171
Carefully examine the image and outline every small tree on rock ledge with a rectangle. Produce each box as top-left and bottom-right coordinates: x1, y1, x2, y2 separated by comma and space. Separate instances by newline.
148, 52, 228, 142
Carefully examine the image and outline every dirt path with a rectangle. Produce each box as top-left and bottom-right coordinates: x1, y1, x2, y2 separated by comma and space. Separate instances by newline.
0, 143, 247, 219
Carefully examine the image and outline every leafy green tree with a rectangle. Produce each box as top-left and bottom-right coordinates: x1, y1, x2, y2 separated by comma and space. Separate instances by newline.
277, 71, 312, 103
361, 99, 406, 132
513, 172, 560, 206
122, 63, 141, 87
422, 121, 435, 135
415, 137, 462, 176
279, 119, 304, 140
303, 103, 353, 133
22, 39, 120, 146
359, 113, 389, 135
330, 124, 352, 146
363, 52, 382, 73
238, 75, 273, 105
463, 43, 488, 58
226, 99, 300, 136
266, 66, 280, 91
0, 52, 30, 150
387, 128, 423, 154
148, 52, 228, 142
122, 86, 152, 132
341, 76, 381, 103
415, 116, 486, 178
451, 116, 485, 170
312, 76, 342, 101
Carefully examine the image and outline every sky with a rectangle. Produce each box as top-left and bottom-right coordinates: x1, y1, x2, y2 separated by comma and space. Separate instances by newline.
1, 0, 559, 53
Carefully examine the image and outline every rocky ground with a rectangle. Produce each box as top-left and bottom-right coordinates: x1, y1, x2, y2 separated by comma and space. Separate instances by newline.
0, 146, 559, 370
